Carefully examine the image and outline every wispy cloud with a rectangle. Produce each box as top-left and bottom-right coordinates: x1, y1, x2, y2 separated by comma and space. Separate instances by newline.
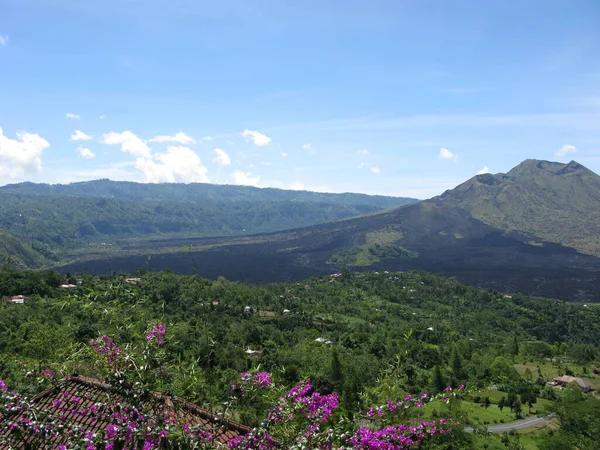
0, 34, 8, 47
445, 87, 496, 94
101, 131, 152, 158
242, 129, 271, 147
303, 143, 316, 154
65, 113, 81, 120
77, 147, 96, 159
358, 148, 371, 155
212, 148, 231, 166
370, 166, 381, 174
202, 136, 214, 141
70, 130, 93, 141
281, 152, 288, 158
267, 112, 600, 133
149, 132, 196, 144
555, 144, 577, 158
231, 170, 261, 187
477, 166, 490, 175
438, 148, 458, 161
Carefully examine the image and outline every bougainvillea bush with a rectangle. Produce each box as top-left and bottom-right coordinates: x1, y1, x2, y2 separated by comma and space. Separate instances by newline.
0, 325, 469, 449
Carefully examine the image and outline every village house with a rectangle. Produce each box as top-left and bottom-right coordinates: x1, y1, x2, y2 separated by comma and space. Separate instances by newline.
9, 295, 27, 304
551, 375, 593, 392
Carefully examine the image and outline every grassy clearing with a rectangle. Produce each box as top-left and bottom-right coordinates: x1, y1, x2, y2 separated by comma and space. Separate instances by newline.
514, 361, 600, 388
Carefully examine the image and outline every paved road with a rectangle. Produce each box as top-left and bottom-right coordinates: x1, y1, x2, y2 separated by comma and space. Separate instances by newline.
465, 414, 556, 433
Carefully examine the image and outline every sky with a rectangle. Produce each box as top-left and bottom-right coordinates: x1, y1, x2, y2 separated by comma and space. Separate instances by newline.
1, 0, 599, 199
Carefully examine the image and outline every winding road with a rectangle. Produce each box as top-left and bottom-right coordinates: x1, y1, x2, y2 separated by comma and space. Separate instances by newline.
465, 414, 556, 433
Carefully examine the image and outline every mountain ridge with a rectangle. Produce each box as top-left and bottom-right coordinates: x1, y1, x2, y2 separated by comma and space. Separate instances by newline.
57, 159, 600, 301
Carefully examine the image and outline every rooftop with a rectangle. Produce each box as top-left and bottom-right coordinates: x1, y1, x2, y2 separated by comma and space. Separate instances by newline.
0, 375, 251, 448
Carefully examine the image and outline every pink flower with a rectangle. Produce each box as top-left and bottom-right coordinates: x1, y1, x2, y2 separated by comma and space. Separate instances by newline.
145, 323, 167, 345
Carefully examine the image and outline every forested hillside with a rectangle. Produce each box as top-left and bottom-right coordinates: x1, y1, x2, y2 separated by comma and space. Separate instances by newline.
0, 193, 393, 251
0, 180, 415, 269
1, 267, 600, 448
0, 179, 415, 208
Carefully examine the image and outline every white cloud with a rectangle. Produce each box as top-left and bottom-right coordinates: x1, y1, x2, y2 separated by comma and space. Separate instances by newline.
135, 146, 209, 183
212, 148, 231, 166
370, 166, 381, 174
202, 136, 214, 141
303, 143, 316, 154
0, 35, 8, 47
77, 147, 96, 159
231, 170, 261, 187
358, 162, 369, 168
281, 152, 288, 157
261, 161, 272, 166
149, 132, 196, 145
438, 148, 458, 161
101, 131, 152, 159
0, 127, 50, 179
358, 148, 371, 155
70, 130, 93, 141
477, 166, 490, 175
290, 181, 305, 190
555, 144, 577, 158
242, 129, 271, 147
99, 115, 106, 120
65, 113, 80, 120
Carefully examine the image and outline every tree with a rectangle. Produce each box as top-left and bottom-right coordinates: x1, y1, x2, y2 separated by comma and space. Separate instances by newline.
330, 348, 344, 394
513, 398, 523, 419
498, 396, 506, 412
521, 392, 537, 414
507, 392, 518, 412
432, 365, 445, 393
510, 335, 520, 356
450, 347, 465, 380
484, 396, 491, 409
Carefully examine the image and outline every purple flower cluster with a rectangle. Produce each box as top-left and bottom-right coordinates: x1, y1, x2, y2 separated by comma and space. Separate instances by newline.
89, 335, 122, 367
238, 371, 273, 389
348, 419, 458, 449
228, 430, 279, 449
42, 369, 55, 379
145, 323, 167, 345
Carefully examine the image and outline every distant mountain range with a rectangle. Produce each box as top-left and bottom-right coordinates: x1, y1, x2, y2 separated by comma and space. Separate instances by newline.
57, 159, 600, 301
0, 180, 416, 267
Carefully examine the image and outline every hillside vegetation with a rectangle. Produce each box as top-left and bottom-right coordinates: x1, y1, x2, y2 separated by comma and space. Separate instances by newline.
58, 160, 600, 301
1, 267, 600, 448
0, 181, 415, 267
0, 229, 46, 269
0, 179, 414, 208
440, 160, 600, 256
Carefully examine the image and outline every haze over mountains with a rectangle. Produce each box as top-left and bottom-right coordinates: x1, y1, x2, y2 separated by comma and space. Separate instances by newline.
2, 159, 599, 301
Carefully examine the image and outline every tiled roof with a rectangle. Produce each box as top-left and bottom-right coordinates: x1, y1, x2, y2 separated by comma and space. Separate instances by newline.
0, 375, 251, 449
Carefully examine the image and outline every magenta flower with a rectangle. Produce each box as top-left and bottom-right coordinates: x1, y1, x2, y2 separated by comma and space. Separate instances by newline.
0, 379, 7, 391
145, 323, 167, 345
42, 369, 55, 379
255, 372, 272, 387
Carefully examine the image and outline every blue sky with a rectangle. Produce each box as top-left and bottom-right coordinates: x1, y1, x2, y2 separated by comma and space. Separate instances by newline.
1, 0, 599, 199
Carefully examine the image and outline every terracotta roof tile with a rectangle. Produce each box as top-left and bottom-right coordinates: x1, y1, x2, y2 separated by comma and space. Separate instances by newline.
0, 376, 251, 449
